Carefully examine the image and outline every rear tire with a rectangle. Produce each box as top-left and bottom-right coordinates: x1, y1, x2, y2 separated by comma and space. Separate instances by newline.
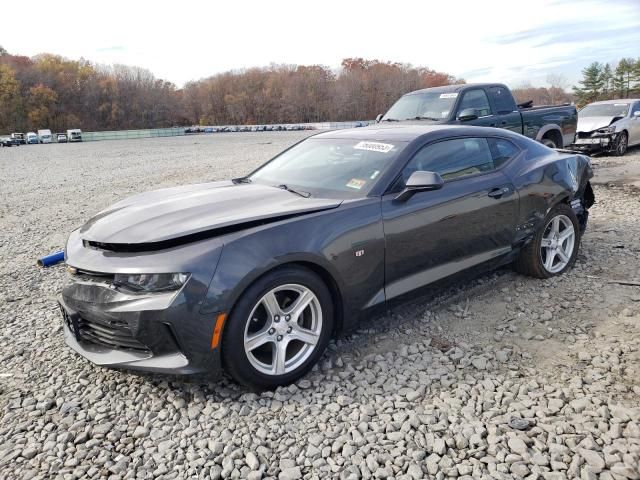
541, 131, 562, 149
514, 203, 580, 279
221, 266, 334, 390
541, 137, 557, 148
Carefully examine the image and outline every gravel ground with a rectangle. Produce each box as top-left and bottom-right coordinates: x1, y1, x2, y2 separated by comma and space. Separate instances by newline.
0, 134, 639, 480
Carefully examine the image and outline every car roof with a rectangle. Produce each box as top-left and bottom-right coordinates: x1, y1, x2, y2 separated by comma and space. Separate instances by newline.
586, 99, 640, 105
313, 124, 524, 143
403, 83, 507, 96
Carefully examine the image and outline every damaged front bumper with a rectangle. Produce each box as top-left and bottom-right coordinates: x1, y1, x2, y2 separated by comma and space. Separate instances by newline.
571, 131, 617, 154
59, 286, 220, 375
59, 229, 225, 376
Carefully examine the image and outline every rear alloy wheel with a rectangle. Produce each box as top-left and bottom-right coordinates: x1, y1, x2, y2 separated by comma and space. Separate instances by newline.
613, 131, 628, 156
514, 203, 581, 278
539, 215, 576, 274
222, 266, 333, 389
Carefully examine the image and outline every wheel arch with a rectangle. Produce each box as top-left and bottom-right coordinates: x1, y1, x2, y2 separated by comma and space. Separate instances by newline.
537, 125, 563, 147
221, 258, 346, 338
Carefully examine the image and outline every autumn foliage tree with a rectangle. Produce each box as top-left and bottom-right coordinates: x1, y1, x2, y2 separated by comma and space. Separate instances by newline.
0, 45, 465, 132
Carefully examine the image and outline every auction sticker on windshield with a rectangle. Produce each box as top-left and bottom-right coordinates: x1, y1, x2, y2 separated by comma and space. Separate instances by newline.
354, 141, 394, 153
439, 93, 458, 99
346, 178, 367, 190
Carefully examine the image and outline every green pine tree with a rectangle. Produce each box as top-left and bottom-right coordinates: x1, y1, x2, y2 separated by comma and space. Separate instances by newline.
632, 58, 640, 95
573, 62, 604, 105
614, 58, 637, 98
601, 63, 613, 99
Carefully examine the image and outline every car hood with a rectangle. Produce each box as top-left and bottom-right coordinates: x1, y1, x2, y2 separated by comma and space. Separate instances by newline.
577, 116, 621, 133
79, 181, 342, 244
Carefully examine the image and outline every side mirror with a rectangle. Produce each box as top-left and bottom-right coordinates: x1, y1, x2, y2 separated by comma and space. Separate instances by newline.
457, 108, 479, 121
395, 171, 444, 202
375, 113, 383, 123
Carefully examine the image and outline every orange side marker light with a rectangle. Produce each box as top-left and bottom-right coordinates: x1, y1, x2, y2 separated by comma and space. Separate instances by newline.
210, 313, 227, 349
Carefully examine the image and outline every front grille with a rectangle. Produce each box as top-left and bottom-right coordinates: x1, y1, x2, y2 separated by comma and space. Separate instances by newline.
577, 132, 592, 139
77, 316, 149, 352
61, 305, 149, 352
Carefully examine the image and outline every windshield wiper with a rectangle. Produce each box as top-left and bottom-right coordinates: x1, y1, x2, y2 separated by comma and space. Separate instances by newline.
380, 118, 399, 122
274, 184, 311, 198
232, 176, 252, 184
406, 116, 440, 121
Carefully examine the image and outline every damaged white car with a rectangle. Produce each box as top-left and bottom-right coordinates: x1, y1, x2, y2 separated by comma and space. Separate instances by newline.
571, 99, 640, 156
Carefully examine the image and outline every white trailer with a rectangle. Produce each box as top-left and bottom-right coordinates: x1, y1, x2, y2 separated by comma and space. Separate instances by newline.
67, 129, 82, 142
37, 129, 52, 144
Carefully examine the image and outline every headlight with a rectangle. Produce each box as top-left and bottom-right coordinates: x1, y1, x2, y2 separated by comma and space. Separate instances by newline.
593, 126, 615, 135
113, 273, 189, 292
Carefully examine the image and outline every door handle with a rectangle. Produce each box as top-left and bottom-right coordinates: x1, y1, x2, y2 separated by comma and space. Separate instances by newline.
488, 187, 510, 198
500, 121, 507, 125
489, 123, 496, 127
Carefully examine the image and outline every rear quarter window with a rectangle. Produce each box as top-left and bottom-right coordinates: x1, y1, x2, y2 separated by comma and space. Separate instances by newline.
487, 138, 520, 167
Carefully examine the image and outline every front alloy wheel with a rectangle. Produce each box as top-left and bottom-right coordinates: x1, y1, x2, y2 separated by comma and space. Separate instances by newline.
613, 132, 628, 156
244, 284, 322, 375
222, 266, 333, 389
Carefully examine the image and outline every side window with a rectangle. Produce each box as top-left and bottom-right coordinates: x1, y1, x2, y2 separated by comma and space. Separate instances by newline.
488, 86, 516, 114
458, 89, 492, 117
632, 102, 640, 116
402, 138, 494, 184
487, 138, 520, 168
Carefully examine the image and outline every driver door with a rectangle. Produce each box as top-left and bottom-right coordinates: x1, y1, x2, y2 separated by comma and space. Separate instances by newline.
381, 136, 519, 300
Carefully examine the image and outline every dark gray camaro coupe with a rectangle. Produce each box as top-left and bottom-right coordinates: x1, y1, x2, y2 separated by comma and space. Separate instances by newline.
60, 125, 594, 388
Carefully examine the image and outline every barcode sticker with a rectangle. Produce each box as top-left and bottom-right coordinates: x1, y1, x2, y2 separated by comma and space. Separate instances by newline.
354, 141, 394, 153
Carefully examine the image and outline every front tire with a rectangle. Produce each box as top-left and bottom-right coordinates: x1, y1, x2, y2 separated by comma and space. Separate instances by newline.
514, 203, 580, 279
613, 131, 628, 156
222, 266, 334, 389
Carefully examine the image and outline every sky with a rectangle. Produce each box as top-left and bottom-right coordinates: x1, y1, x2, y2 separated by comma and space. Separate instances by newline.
2, 0, 639, 88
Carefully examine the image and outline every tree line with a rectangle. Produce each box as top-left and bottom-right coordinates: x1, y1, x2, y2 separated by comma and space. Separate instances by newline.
572, 58, 640, 106
3, 43, 639, 133
0, 47, 461, 133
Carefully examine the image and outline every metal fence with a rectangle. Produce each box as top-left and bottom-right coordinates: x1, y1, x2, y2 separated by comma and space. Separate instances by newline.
82, 127, 185, 142
81, 121, 374, 142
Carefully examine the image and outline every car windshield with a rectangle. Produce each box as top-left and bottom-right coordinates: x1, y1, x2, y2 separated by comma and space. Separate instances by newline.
382, 92, 457, 121
580, 103, 630, 117
249, 137, 407, 197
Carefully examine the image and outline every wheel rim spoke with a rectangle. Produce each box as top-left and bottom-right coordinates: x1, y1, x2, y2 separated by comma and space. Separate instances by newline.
273, 341, 288, 375
544, 250, 556, 270
289, 326, 319, 346
245, 329, 272, 352
541, 238, 552, 248
261, 291, 281, 317
558, 230, 573, 243
285, 289, 314, 318
557, 248, 570, 263
551, 217, 560, 235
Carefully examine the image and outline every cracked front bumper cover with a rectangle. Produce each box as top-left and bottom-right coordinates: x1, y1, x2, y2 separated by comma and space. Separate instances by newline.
571, 133, 615, 153
59, 280, 222, 376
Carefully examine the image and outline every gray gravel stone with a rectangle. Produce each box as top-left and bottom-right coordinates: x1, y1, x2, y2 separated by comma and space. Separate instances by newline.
1, 137, 640, 480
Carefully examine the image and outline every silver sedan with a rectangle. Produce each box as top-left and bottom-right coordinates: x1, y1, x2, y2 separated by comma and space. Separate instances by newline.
572, 99, 640, 155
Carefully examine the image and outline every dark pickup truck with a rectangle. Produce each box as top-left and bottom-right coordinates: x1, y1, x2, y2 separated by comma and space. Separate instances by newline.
378, 83, 577, 148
